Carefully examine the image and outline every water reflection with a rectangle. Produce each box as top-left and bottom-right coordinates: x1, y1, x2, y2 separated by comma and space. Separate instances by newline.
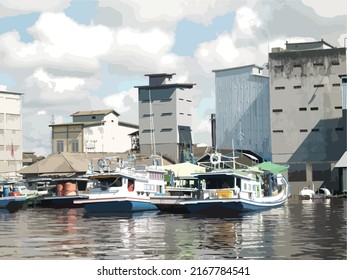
0, 199, 345, 260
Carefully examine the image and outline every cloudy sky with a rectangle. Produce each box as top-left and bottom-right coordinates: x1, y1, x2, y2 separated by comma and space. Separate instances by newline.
0, 0, 346, 156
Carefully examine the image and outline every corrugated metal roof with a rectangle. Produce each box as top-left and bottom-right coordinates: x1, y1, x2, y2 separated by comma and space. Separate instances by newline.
255, 162, 288, 175
71, 109, 119, 116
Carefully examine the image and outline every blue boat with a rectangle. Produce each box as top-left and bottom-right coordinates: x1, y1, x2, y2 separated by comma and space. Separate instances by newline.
0, 185, 27, 212
151, 159, 291, 216
74, 157, 166, 213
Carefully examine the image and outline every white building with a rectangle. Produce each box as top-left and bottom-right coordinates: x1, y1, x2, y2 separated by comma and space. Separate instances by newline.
0, 90, 23, 179
212, 65, 271, 160
50, 110, 138, 154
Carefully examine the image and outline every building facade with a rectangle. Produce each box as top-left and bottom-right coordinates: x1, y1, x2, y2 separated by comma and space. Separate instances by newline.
0, 90, 23, 178
50, 110, 138, 154
269, 39, 346, 193
135, 73, 195, 163
212, 65, 271, 160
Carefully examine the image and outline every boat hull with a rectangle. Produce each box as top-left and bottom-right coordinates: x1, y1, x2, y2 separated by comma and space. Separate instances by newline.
0, 196, 27, 213
36, 195, 88, 209
82, 198, 158, 213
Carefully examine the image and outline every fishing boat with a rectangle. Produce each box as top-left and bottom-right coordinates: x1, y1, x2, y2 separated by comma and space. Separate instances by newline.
0, 184, 27, 213
35, 177, 90, 208
74, 156, 166, 213
150, 157, 291, 215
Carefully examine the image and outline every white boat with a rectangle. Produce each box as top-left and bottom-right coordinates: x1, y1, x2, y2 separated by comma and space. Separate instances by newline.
74, 156, 166, 213
299, 186, 332, 200
150, 158, 291, 216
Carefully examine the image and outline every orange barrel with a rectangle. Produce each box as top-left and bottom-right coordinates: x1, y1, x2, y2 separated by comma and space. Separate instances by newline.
64, 182, 77, 196
57, 183, 64, 196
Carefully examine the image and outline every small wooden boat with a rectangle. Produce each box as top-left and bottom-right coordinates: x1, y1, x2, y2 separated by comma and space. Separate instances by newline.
0, 185, 27, 213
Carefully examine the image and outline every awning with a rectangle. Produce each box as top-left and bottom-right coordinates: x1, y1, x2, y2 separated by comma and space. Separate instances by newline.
255, 162, 288, 175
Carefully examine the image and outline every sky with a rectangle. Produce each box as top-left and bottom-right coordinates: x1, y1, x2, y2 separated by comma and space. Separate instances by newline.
0, 0, 346, 156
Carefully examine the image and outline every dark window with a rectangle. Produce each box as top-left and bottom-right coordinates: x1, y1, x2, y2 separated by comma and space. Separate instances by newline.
300, 129, 308, 132
273, 130, 283, 133
335, 127, 344, 132
332, 61, 340, 65
275, 86, 285, 90
187, 114, 192, 116
314, 84, 324, 88
179, 98, 184, 101
161, 112, 172, 116
92, 116, 96, 119
310, 107, 319, 111
72, 140, 79, 152
332, 83, 340, 87
294, 85, 301, 89
299, 107, 307, 111
311, 128, 319, 132
161, 128, 173, 132
142, 129, 155, 133
187, 100, 192, 102
293, 64, 301, 68
335, 106, 342, 109
160, 99, 172, 102
143, 113, 154, 117
272, 109, 283, 113
179, 113, 184, 115
313, 63, 324, 66
57, 140, 64, 152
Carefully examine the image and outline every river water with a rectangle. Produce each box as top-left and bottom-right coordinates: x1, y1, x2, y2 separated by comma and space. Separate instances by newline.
0, 198, 346, 260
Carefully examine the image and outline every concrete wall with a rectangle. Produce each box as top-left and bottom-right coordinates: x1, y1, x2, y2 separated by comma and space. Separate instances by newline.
269, 46, 346, 193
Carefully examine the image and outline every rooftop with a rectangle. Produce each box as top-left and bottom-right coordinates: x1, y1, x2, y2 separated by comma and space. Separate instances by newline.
71, 109, 119, 117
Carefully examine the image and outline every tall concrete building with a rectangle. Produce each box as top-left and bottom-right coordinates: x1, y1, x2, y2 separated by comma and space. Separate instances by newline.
269, 39, 346, 193
135, 73, 195, 163
212, 65, 271, 160
50, 110, 138, 154
0, 90, 23, 179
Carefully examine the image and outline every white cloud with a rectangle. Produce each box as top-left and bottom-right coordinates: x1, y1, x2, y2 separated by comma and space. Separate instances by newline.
301, 0, 347, 17
37, 110, 46, 115
103, 88, 138, 123
235, 6, 261, 35
0, 84, 7, 91
0, 0, 69, 18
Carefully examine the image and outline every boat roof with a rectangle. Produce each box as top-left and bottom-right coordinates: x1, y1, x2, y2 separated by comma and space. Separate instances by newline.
194, 169, 258, 180
254, 162, 288, 175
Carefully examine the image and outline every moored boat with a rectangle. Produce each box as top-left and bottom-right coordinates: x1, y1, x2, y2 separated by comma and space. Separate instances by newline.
74, 156, 166, 213
0, 185, 27, 213
150, 158, 291, 216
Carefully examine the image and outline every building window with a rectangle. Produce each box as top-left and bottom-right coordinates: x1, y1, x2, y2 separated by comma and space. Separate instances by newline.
187, 114, 192, 116
335, 127, 344, 132
57, 140, 64, 152
272, 109, 283, 113
299, 107, 307, 111
275, 86, 285, 90
273, 130, 283, 133
187, 100, 192, 102
142, 129, 155, 133
294, 85, 301, 89
293, 64, 301, 68
332, 61, 340, 65
300, 129, 308, 132
179, 98, 184, 101
72, 140, 79, 152
274, 65, 284, 70
335, 106, 342, 109
161, 128, 173, 132
311, 128, 319, 132
179, 113, 184, 115
332, 83, 340, 87
143, 113, 154, 117
161, 112, 172, 116
313, 63, 324, 66
310, 107, 319, 111
313, 84, 324, 88
92, 116, 96, 119
160, 99, 172, 102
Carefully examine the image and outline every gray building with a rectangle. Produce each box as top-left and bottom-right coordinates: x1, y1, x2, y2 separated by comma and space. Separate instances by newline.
135, 73, 195, 163
212, 65, 271, 160
269, 39, 346, 194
